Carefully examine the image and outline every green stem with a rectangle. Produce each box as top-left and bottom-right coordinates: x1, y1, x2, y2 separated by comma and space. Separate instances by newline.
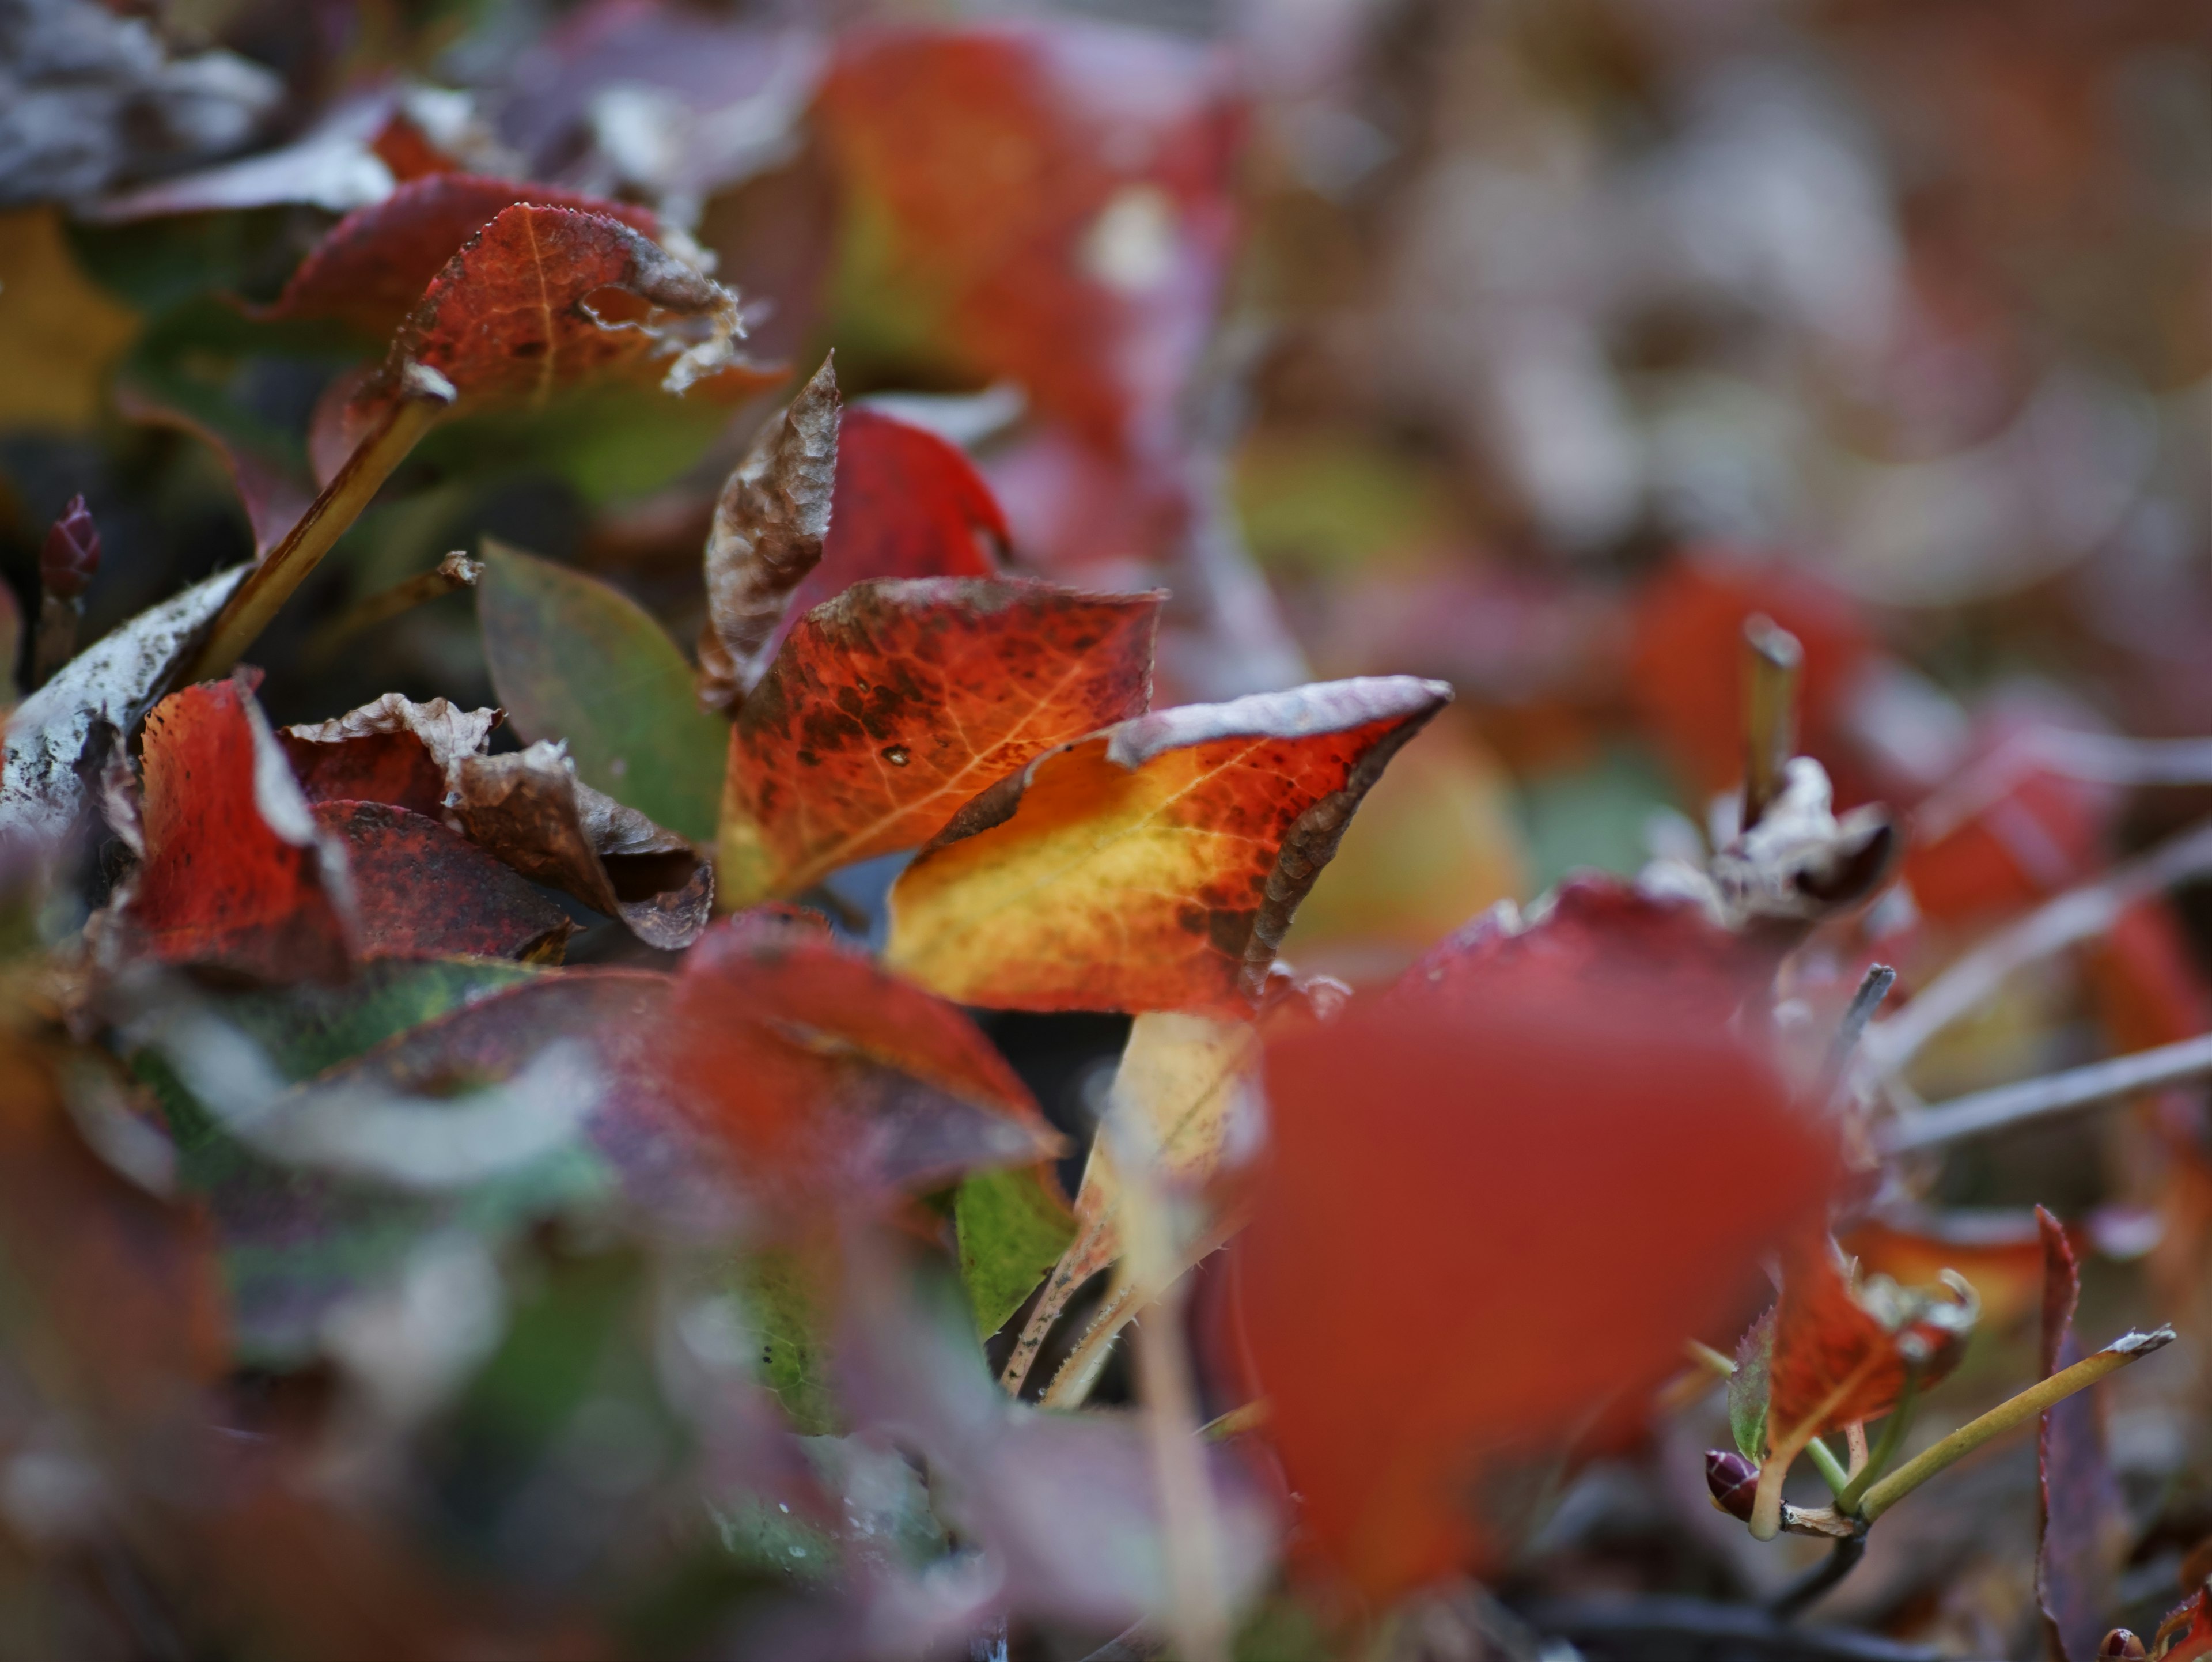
1804, 1435, 1851, 1498
1858, 1329, 2173, 1522
1835, 1375, 1918, 1515
185, 373, 450, 683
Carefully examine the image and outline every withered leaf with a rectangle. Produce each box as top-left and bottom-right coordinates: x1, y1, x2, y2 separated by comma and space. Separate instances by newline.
721, 576, 1160, 905
887, 676, 1451, 1016
315, 801, 573, 963
448, 741, 711, 950
282, 692, 501, 820
698, 355, 842, 711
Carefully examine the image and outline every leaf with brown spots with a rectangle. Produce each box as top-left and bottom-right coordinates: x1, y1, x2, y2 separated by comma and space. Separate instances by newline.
657, 911, 1062, 1218
282, 693, 501, 819
884, 676, 1451, 1016
2038, 1206, 2128, 1662
719, 576, 1160, 905
314, 800, 574, 962
264, 173, 661, 338
123, 676, 355, 981
447, 741, 712, 950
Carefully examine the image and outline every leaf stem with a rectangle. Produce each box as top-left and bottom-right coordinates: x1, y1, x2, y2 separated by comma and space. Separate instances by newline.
185, 373, 451, 683
1834, 1373, 1917, 1515
1804, 1435, 1851, 1498
1856, 1328, 2175, 1522
1742, 615, 1802, 831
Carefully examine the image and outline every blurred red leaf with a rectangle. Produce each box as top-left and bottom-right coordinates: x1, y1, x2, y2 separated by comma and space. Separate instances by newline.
315, 800, 574, 962
721, 577, 1159, 902
1235, 968, 1838, 1597
282, 694, 501, 819
125, 676, 354, 980
887, 676, 1449, 1016
1903, 763, 2108, 923
816, 22, 1240, 464
660, 912, 1061, 1214
266, 174, 661, 337
1764, 1233, 1975, 1444
2038, 1205, 2128, 1662
1841, 1213, 2049, 1334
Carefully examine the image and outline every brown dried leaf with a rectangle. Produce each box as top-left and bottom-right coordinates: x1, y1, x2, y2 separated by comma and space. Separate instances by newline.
282, 692, 501, 820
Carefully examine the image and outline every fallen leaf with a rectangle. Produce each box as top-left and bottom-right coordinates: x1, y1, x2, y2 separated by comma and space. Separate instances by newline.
74, 86, 394, 219
2038, 1205, 2128, 1662
478, 539, 727, 842
887, 676, 1451, 1016
282, 692, 501, 820
658, 912, 1062, 1213
448, 741, 713, 949
721, 576, 1160, 905
1234, 966, 1838, 1597
0, 207, 141, 429
266, 173, 660, 337
956, 1165, 1077, 1340
0, 565, 245, 854
698, 356, 842, 710
315, 800, 575, 963
122, 676, 356, 981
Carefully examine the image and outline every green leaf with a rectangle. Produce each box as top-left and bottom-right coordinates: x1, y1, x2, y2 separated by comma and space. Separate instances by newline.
1729, 1307, 1775, 1460
222, 957, 541, 1080
478, 539, 728, 843
738, 1248, 839, 1437
955, 1165, 1077, 1340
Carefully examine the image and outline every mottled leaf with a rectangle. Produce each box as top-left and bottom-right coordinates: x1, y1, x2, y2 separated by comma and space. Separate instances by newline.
477, 540, 726, 843
1235, 966, 1838, 1597
698, 357, 842, 710
266, 173, 660, 337
123, 676, 355, 980
315, 800, 574, 962
2039, 1206, 2127, 1662
721, 577, 1160, 904
449, 741, 713, 949
887, 676, 1451, 1016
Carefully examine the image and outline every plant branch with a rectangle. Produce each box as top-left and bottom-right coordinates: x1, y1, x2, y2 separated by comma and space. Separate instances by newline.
1878, 1031, 2212, 1154
1865, 817, 2212, 1075
1856, 1327, 2175, 1522
1805, 1434, 1851, 1498
1768, 1536, 1868, 1622
1914, 729, 2212, 847
304, 550, 480, 657
185, 371, 453, 683
1834, 1373, 1917, 1515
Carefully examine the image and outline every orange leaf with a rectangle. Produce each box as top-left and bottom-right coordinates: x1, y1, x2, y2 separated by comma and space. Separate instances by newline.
1235, 965, 1838, 1599
1764, 1233, 1975, 1444
124, 676, 354, 980
886, 677, 1450, 1016
720, 576, 1160, 902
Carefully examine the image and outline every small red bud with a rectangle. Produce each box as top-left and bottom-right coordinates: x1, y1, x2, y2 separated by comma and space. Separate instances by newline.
1705, 1449, 1759, 1522
40, 495, 99, 601
2097, 1630, 2145, 1662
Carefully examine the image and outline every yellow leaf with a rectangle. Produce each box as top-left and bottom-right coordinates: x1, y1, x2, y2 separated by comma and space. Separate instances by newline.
0, 209, 138, 430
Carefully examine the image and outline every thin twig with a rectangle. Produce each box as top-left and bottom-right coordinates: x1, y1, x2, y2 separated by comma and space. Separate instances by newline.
1743, 616, 1803, 831
186, 372, 452, 682
1914, 729, 2212, 847
305, 551, 480, 657
1878, 1031, 2212, 1153
1857, 1327, 2175, 1521
1823, 963, 1896, 1101
1865, 817, 2212, 1074
1768, 1536, 1868, 1622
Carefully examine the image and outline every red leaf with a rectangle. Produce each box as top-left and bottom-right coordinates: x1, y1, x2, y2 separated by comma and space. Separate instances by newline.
722, 577, 1160, 900
816, 24, 1240, 463
1764, 1233, 1974, 1443
1840, 1213, 2050, 1334
769, 406, 1007, 656
1234, 967, 1838, 1597
282, 694, 501, 819
125, 677, 354, 980
315, 800, 574, 962
266, 173, 661, 337
2156, 1592, 2212, 1662
2038, 1205, 2127, 1662
659, 913, 1061, 1214
1902, 762, 2108, 922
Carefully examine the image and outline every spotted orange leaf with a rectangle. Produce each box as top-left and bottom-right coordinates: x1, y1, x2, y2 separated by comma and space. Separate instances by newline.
885, 676, 1450, 1016
124, 676, 354, 980
719, 577, 1159, 904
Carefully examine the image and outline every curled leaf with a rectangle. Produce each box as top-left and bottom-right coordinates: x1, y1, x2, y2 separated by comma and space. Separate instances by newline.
721, 576, 1160, 903
887, 677, 1452, 1016
698, 356, 842, 710
448, 742, 712, 949
282, 692, 501, 819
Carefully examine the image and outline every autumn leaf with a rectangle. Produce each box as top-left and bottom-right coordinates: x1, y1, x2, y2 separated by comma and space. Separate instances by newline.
1234, 964, 1839, 1598
113, 372, 317, 559
1841, 1213, 2051, 1335
281, 692, 501, 820
314, 801, 574, 963
956, 1164, 1078, 1341
1764, 1235, 1976, 1445
698, 356, 842, 710
265, 173, 661, 337
2037, 1206, 2128, 1662
721, 576, 1160, 905
122, 675, 355, 980
476, 539, 727, 842
448, 741, 713, 950
658, 911, 1062, 1214
887, 677, 1452, 1016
